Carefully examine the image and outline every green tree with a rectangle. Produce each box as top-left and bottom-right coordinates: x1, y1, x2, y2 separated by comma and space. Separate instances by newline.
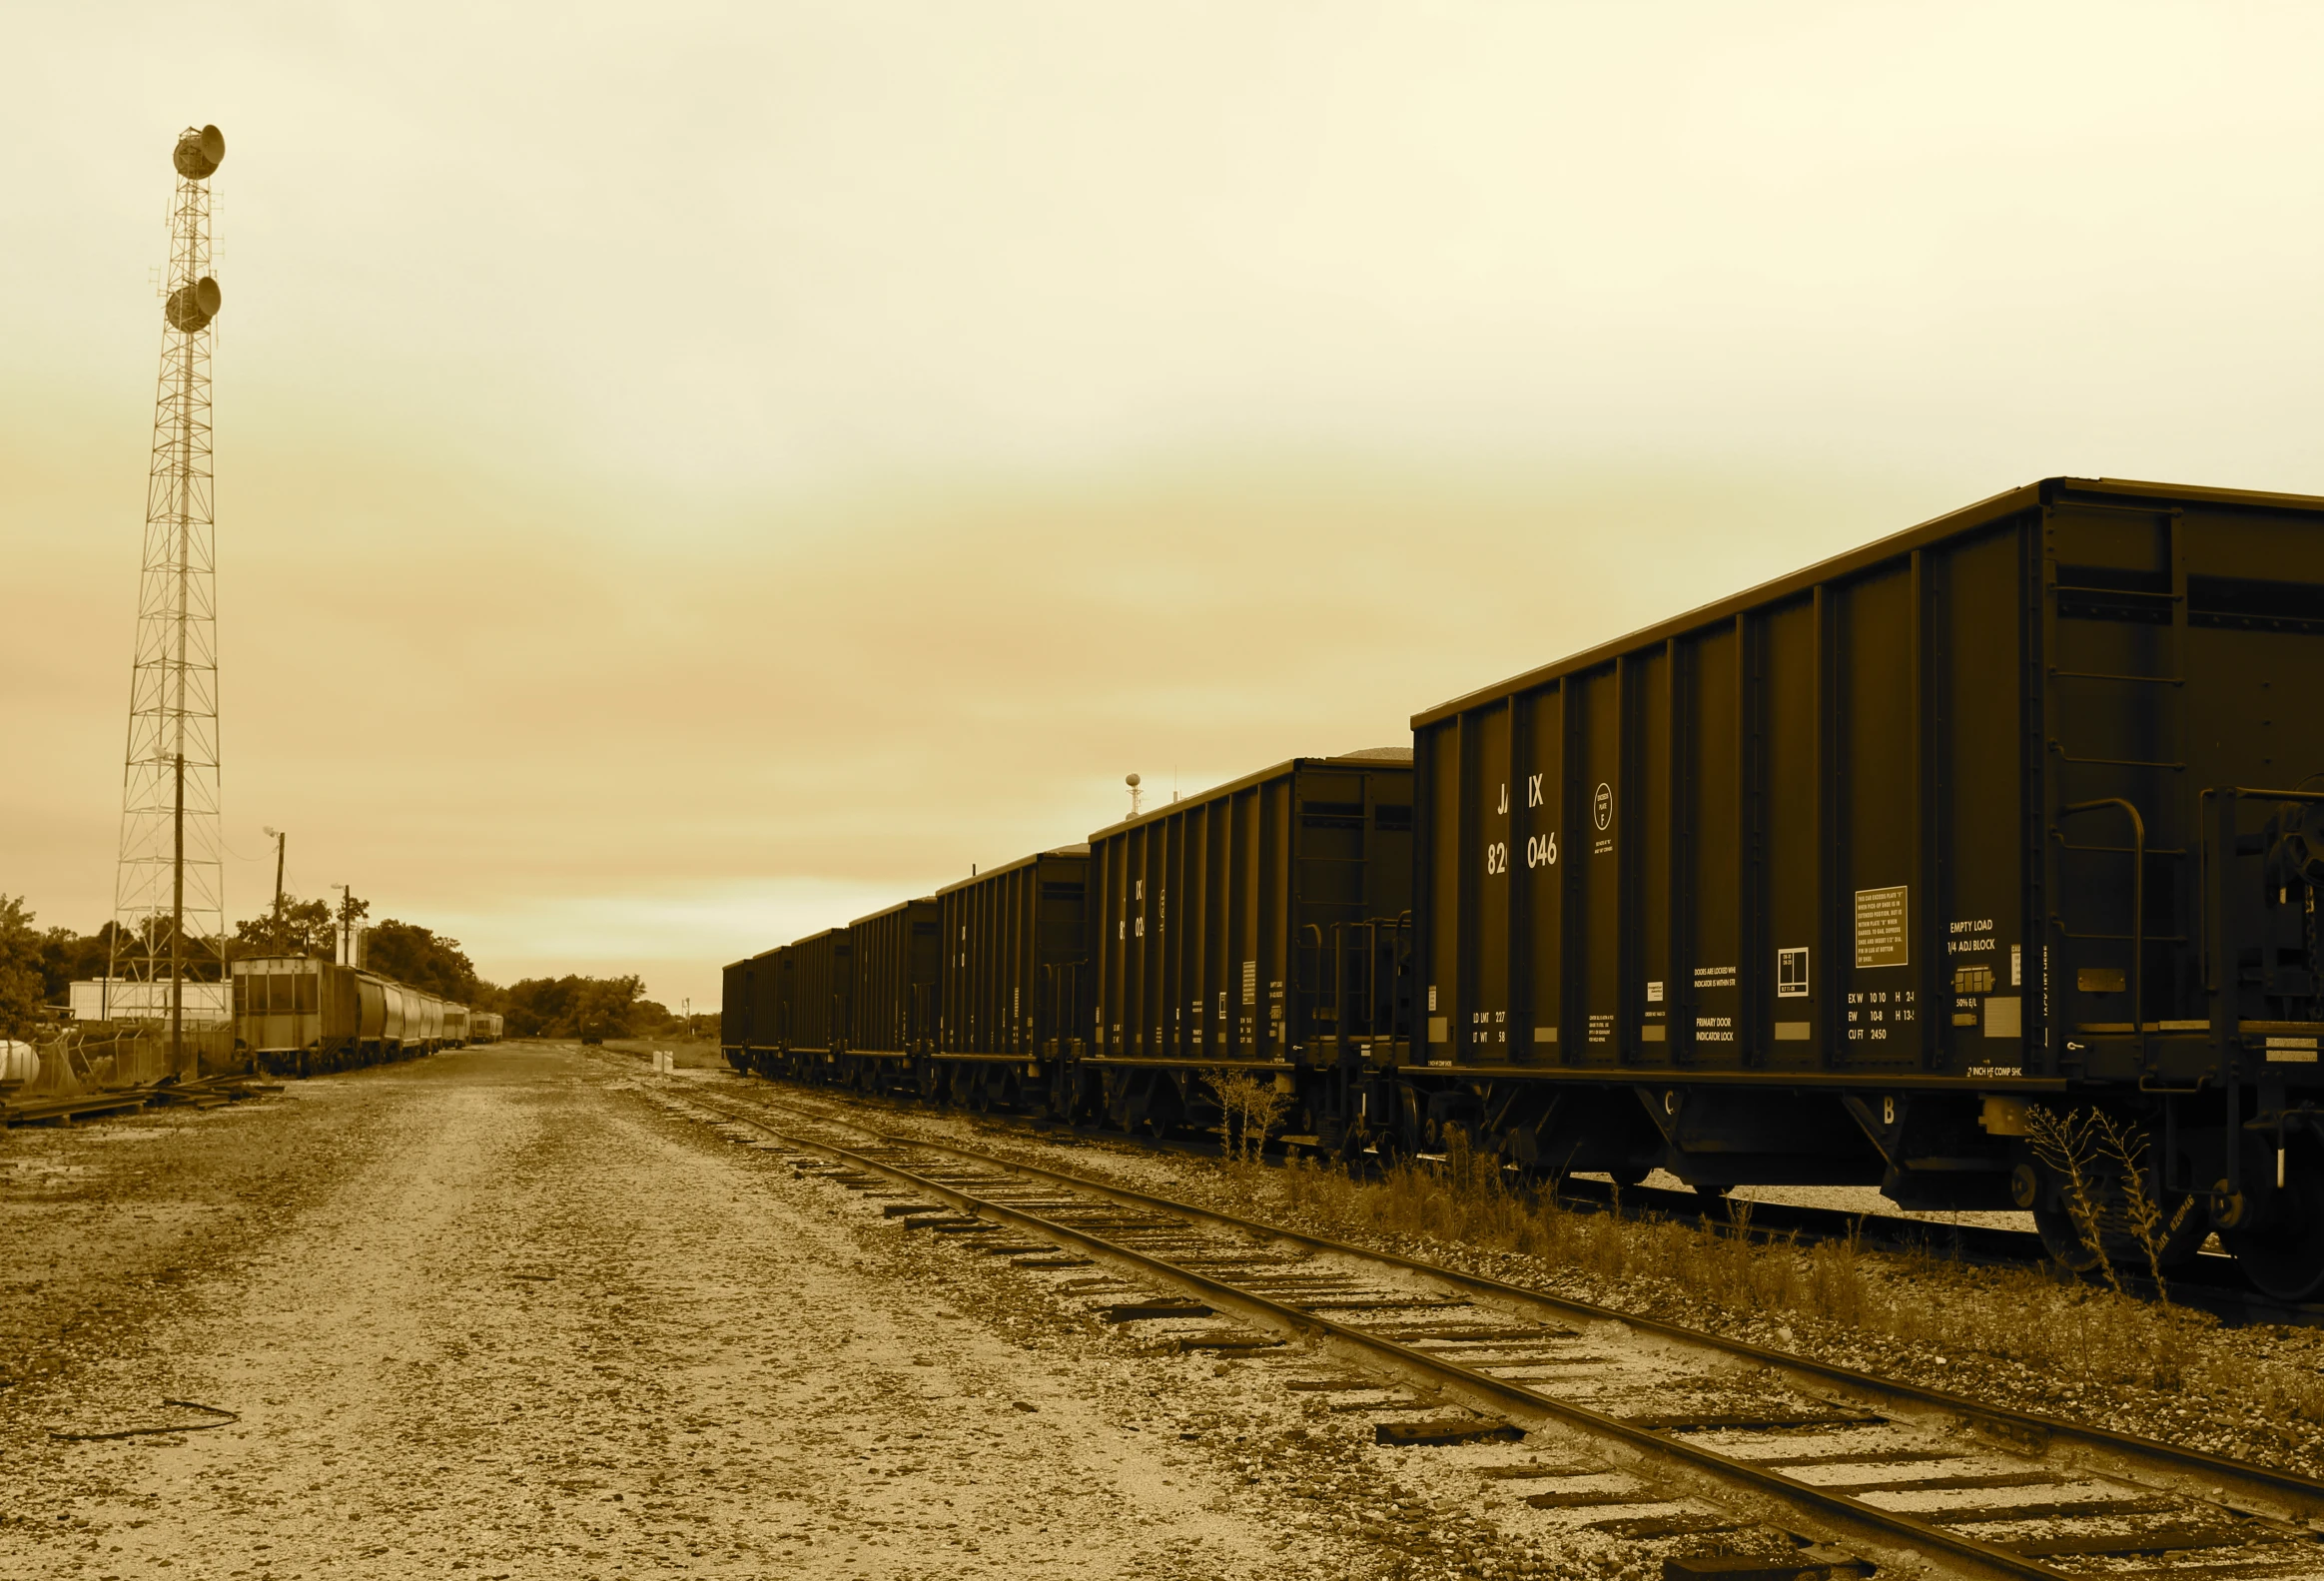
37, 922, 118, 1004
503, 974, 645, 1039
0, 896, 48, 1039
232, 897, 336, 960
364, 920, 482, 1003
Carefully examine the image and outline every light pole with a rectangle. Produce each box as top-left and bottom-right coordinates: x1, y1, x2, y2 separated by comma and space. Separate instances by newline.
263, 827, 285, 937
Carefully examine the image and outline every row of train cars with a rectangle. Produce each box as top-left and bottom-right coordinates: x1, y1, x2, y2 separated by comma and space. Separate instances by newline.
231, 955, 502, 1073
722, 477, 2324, 1297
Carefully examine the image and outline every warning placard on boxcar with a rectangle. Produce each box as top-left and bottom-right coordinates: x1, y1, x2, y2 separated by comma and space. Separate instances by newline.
1855, 886, 1909, 969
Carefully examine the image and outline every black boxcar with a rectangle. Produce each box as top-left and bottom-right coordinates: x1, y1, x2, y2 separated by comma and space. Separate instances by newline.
777, 929, 851, 1080
845, 897, 940, 1093
1407, 476, 2324, 1295
727, 945, 793, 1075
934, 845, 1092, 1111
719, 954, 754, 1071
1079, 750, 1413, 1140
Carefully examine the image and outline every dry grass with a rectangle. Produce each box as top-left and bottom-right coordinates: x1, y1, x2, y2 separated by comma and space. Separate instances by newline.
601, 1037, 729, 1070
1248, 1135, 2324, 1422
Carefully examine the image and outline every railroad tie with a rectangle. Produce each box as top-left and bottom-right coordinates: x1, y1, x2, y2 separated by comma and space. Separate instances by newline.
1926, 1495, 2179, 1524
1099, 1301, 1213, 1322
1175, 1332, 1284, 1353
1587, 1514, 1748, 1541
1473, 1462, 1603, 1480
2002, 1525, 2269, 1559
1374, 1417, 1524, 1448
1527, 1486, 1668, 1510
1819, 1469, 2063, 1495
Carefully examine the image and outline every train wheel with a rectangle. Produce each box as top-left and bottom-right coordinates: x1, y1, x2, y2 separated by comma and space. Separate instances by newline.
2018, 1144, 2210, 1278
2031, 1202, 2109, 1275
2227, 1139, 2324, 1301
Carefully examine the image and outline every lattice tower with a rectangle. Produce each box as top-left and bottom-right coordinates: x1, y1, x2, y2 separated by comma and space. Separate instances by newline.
108, 124, 228, 1062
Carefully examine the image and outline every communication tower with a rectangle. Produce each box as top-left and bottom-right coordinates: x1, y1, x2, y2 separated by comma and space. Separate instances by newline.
107, 124, 229, 1074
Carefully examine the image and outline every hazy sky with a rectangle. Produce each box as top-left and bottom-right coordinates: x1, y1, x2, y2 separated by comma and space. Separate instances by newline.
8, 3, 2324, 1009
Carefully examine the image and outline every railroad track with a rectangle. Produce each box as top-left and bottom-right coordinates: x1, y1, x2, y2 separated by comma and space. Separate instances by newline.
697, 1063, 2324, 1332
641, 1075, 2324, 1581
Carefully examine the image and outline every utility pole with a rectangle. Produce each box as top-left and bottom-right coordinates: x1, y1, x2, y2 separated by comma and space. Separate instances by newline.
332, 885, 369, 968
263, 826, 285, 936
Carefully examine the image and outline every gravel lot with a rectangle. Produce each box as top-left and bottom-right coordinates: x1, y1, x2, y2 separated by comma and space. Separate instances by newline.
0, 1044, 1665, 1581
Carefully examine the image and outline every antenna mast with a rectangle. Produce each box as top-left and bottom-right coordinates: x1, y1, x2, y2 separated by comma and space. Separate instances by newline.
109, 124, 228, 1079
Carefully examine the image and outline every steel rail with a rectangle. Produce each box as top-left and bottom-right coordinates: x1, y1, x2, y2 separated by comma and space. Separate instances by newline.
736, 1068, 2324, 1330
669, 1091, 2108, 1580
722, 1085, 2324, 1528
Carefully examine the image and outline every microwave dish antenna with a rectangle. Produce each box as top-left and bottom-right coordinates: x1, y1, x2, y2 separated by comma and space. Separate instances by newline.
172, 124, 225, 180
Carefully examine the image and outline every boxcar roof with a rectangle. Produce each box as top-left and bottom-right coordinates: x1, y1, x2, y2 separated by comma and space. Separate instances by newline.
1086, 750, 1417, 844
850, 895, 937, 927
1411, 475, 2324, 729
934, 844, 1092, 898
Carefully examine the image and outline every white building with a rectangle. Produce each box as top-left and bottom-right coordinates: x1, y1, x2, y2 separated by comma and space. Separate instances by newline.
69, 979, 233, 1025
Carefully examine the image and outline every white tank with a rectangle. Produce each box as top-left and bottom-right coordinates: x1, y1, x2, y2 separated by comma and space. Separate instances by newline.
0, 1040, 39, 1089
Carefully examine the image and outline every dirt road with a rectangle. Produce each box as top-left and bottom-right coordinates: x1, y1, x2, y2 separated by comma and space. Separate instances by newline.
1, 1045, 1441, 1580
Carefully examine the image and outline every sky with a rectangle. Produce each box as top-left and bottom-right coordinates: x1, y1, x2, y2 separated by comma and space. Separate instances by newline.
7, 2, 2324, 1010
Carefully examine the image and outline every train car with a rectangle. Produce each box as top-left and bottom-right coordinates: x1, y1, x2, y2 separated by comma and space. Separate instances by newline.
934, 845, 1092, 1112
843, 897, 939, 1096
378, 978, 412, 1057
414, 991, 445, 1053
720, 954, 756, 1071
470, 1011, 502, 1043
1078, 750, 1414, 1141
232, 956, 366, 1075
766, 930, 850, 1081
1405, 475, 2324, 1295
444, 1002, 470, 1047
233, 957, 475, 1074
749, 945, 794, 1074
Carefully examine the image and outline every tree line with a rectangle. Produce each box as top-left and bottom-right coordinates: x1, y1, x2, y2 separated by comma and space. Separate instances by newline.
0, 892, 710, 1045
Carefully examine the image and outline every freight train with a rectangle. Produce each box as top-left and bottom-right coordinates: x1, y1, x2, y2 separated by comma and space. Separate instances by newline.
723, 477, 2324, 1299
231, 955, 498, 1076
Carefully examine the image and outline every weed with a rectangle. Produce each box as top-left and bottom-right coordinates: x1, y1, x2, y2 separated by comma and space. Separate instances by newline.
2024, 1104, 2201, 1308
1206, 1069, 1292, 1166
1221, 1145, 2324, 1426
